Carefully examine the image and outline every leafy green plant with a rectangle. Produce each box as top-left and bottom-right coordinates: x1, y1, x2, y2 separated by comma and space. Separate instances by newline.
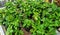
0, 0, 60, 35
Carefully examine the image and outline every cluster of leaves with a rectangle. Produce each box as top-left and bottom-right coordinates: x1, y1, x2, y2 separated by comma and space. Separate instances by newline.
0, 0, 60, 35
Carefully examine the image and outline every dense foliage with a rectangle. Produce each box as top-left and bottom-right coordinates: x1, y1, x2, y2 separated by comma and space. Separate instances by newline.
0, 0, 60, 35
